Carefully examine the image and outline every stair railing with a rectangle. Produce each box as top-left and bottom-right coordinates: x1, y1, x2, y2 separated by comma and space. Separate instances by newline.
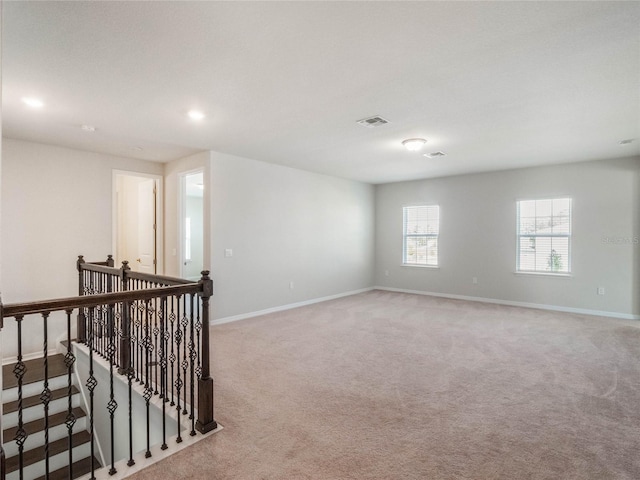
0, 257, 217, 480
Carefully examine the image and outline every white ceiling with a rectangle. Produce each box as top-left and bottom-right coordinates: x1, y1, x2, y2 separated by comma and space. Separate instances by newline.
2, 1, 639, 184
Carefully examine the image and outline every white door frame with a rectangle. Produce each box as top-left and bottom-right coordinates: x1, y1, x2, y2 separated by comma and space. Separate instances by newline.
112, 170, 164, 274
178, 168, 205, 280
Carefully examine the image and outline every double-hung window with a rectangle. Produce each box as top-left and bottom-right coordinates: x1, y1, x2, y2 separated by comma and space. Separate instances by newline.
517, 198, 572, 274
403, 205, 439, 266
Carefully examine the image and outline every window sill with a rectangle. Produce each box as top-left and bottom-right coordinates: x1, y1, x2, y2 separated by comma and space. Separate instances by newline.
514, 271, 572, 278
402, 264, 440, 269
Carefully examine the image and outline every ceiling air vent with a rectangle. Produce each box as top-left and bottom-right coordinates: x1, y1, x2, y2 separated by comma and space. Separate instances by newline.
424, 151, 446, 158
356, 115, 390, 128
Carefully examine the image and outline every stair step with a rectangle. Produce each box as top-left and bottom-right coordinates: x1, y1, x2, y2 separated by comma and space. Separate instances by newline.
5, 430, 91, 474
3, 355, 68, 390
3, 407, 86, 440
4, 386, 80, 415
33, 456, 102, 480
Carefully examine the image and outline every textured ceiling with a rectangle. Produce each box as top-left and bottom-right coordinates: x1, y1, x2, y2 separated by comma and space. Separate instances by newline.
3, 1, 639, 184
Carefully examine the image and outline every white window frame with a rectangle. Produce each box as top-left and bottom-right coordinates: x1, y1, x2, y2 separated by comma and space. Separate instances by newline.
516, 197, 572, 275
402, 205, 440, 267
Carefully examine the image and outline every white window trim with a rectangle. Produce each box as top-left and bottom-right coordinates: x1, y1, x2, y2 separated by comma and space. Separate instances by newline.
516, 197, 572, 276
402, 204, 440, 267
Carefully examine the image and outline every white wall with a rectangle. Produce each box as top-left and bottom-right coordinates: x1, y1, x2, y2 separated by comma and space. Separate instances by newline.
209, 151, 375, 320
1, 139, 163, 358
163, 152, 209, 277
375, 157, 640, 317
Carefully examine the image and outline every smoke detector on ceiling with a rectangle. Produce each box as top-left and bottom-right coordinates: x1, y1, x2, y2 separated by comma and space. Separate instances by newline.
356, 115, 390, 128
424, 151, 446, 158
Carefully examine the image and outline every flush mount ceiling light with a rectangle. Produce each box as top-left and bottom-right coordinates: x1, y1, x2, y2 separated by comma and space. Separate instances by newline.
402, 138, 427, 151
188, 110, 205, 120
22, 97, 44, 109
81, 124, 96, 132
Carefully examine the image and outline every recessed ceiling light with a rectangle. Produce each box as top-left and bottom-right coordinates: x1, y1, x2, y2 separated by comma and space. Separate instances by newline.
402, 138, 427, 151
618, 139, 635, 145
81, 124, 96, 132
424, 151, 447, 158
22, 97, 44, 109
188, 110, 205, 120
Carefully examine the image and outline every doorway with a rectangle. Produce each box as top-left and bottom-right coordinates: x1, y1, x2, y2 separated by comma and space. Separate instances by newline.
179, 170, 204, 281
113, 171, 163, 273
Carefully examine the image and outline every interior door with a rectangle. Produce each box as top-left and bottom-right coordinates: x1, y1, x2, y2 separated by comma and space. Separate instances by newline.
136, 178, 157, 273
180, 171, 204, 280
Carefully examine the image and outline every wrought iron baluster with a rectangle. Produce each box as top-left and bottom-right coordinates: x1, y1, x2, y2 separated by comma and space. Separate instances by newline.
174, 295, 183, 443
13, 315, 27, 480
107, 300, 118, 476
160, 297, 168, 450
135, 296, 140, 383
181, 295, 189, 416
144, 299, 153, 458
169, 296, 176, 407
153, 296, 160, 395
137, 281, 144, 384
127, 363, 135, 467
65, 310, 77, 480
87, 307, 98, 480
41, 312, 52, 479
189, 293, 196, 435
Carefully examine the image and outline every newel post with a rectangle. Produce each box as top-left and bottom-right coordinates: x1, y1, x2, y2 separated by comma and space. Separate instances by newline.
106, 255, 115, 267
118, 261, 132, 375
76, 255, 86, 343
196, 270, 217, 433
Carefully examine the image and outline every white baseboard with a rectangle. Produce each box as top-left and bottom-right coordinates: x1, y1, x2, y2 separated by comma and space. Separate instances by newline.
211, 287, 375, 326
374, 286, 640, 320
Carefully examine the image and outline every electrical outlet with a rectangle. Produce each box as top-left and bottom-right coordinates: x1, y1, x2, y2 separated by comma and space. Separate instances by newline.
224, 248, 233, 258
472, 277, 478, 285
597, 287, 605, 295
289, 281, 294, 289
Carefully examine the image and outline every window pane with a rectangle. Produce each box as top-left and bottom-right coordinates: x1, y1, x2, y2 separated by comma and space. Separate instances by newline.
553, 198, 571, 216
415, 237, 428, 264
519, 200, 536, 218
403, 205, 439, 265
518, 236, 537, 271
534, 237, 552, 271
519, 217, 535, 235
536, 199, 553, 217
549, 237, 569, 273
517, 198, 571, 274
552, 214, 570, 234
405, 237, 418, 264
427, 238, 438, 266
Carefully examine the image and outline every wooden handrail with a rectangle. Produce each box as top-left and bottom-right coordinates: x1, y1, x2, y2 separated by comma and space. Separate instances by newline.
128, 271, 194, 285
2, 284, 202, 318
78, 256, 193, 286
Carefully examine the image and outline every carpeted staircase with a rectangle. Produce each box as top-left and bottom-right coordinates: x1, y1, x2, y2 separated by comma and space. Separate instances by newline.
2, 354, 101, 480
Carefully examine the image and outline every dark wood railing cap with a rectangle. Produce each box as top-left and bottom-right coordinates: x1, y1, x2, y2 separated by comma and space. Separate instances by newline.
2, 283, 201, 318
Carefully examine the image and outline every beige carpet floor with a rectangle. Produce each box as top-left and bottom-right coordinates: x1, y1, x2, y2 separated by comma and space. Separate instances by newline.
128, 290, 640, 479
